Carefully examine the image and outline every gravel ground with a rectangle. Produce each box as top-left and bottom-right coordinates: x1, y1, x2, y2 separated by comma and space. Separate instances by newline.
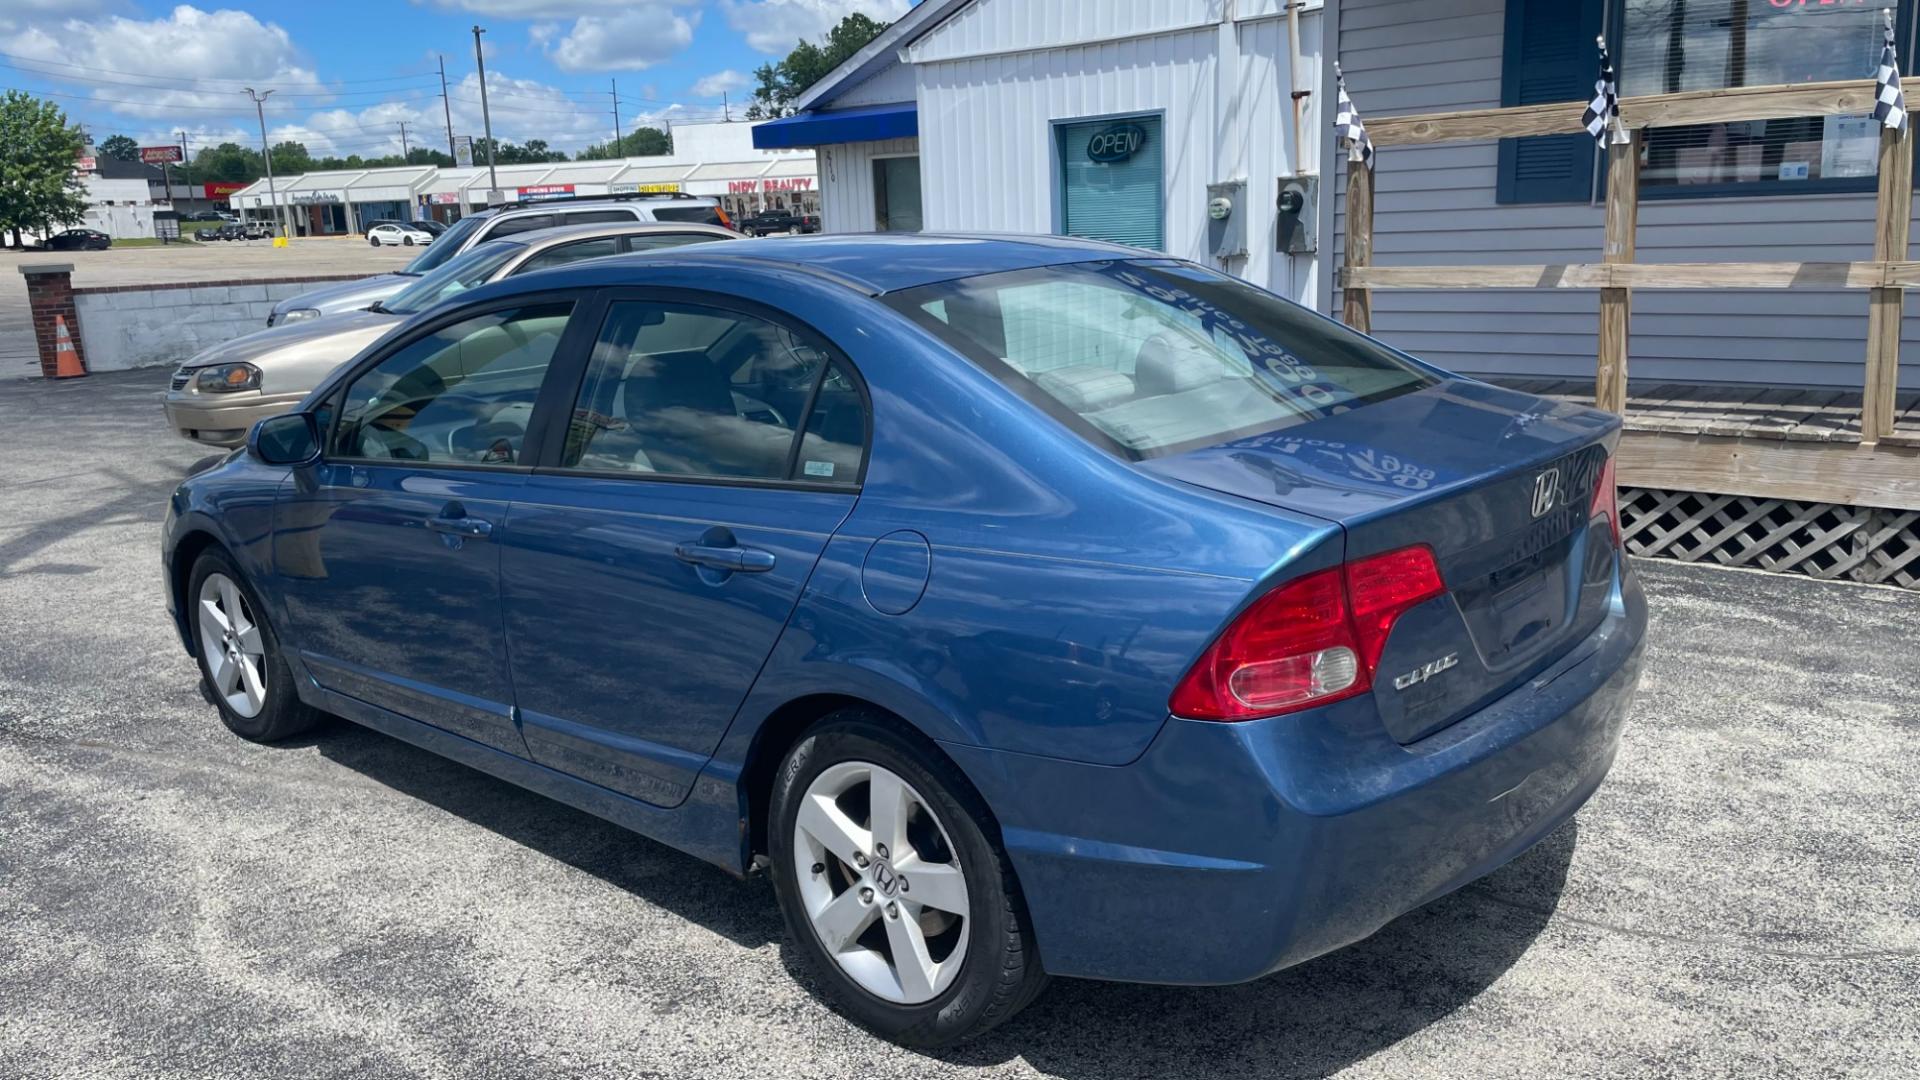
1, 368, 1916, 1080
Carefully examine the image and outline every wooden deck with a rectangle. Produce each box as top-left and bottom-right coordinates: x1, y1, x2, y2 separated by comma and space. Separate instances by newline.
1489, 379, 1920, 511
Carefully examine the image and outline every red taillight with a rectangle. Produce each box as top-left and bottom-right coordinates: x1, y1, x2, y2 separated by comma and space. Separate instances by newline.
1591, 456, 1621, 548
1170, 545, 1446, 722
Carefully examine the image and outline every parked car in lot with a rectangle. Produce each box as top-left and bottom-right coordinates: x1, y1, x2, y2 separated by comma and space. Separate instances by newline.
267, 194, 737, 326
38, 228, 112, 251
164, 221, 738, 446
738, 209, 802, 236
367, 221, 435, 247
185, 210, 227, 222
160, 233, 1646, 1047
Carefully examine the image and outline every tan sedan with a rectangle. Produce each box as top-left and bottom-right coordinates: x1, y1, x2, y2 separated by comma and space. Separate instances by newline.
164, 221, 739, 446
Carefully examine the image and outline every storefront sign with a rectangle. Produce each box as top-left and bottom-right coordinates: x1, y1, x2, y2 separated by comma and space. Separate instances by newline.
453, 135, 474, 168
139, 145, 184, 165
203, 181, 246, 199
74, 156, 97, 174
609, 181, 682, 194
429, 192, 462, 205
517, 184, 575, 201
725, 177, 816, 194
1087, 123, 1148, 163
291, 192, 342, 204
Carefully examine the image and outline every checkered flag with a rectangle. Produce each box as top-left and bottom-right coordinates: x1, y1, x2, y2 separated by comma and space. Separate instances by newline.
1875, 8, 1907, 130
1334, 63, 1374, 169
1581, 36, 1620, 147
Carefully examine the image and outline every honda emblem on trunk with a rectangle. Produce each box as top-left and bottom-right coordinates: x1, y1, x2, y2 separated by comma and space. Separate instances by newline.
1530, 468, 1562, 519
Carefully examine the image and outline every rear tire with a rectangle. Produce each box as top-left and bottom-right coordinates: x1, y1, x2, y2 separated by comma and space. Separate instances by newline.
187, 548, 324, 743
368, 236, 380, 246
769, 710, 1047, 1047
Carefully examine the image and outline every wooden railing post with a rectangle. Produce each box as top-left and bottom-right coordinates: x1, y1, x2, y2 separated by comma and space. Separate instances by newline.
1596, 130, 1642, 414
1343, 150, 1374, 334
1863, 119, 1914, 445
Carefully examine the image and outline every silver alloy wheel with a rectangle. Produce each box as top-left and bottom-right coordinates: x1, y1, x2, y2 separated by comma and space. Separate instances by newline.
793, 760, 971, 1004
196, 572, 268, 718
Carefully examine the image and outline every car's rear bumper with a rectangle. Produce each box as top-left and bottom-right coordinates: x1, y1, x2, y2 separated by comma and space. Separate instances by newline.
945, 562, 1647, 985
163, 391, 306, 447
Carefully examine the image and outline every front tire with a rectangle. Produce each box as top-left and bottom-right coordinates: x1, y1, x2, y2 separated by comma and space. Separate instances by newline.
403, 236, 415, 246
188, 549, 323, 742
770, 711, 1047, 1047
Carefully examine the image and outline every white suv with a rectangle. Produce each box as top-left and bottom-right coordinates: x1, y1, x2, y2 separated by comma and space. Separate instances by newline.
268, 195, 735, 326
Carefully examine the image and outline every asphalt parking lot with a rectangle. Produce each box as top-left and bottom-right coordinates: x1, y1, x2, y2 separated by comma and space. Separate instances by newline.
0, 241, 414, 372
1, 368, 1916, 1080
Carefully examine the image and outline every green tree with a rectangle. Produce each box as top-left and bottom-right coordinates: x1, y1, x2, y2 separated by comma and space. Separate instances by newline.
269, 140, 313, 174
745, 13, 889, 119
98, 134, 140, 161
0, 91, 89, 248
577, 126, 672, 160
192, 142, 264, 184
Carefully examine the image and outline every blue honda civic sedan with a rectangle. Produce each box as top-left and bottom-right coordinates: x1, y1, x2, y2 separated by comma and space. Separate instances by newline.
162, 233, 1646, 1047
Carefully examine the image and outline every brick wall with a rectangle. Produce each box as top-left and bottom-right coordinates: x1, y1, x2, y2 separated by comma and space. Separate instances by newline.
21, 265, 81, 378
64, 275, 368, 374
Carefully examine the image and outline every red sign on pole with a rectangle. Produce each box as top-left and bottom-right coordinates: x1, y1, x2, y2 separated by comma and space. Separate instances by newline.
139, 145, 184, 164
203, 181, 247, 198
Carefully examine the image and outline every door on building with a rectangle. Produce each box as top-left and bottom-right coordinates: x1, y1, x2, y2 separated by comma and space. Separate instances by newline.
873, 156, 922, 231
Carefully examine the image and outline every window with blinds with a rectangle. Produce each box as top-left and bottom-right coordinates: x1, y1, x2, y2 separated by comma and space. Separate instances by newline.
1622, 0, 1905, 192
1056, 115, 1165, 250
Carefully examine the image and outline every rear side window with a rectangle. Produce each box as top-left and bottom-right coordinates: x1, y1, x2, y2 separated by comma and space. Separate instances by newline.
516, 237, 621, 274
559, 300, 865, 485
487, 214, 556, 238
884, 261, 1437, 460
650, 205, 726, 226
560, 209, 637, 226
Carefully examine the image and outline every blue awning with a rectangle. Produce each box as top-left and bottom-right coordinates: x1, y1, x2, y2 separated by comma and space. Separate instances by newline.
752, 102, 918, 149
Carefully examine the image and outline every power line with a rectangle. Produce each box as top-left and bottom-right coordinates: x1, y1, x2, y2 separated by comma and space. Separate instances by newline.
0, 49, 437, 87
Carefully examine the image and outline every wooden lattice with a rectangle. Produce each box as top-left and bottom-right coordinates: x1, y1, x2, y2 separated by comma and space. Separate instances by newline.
1620, 487, 1920, 590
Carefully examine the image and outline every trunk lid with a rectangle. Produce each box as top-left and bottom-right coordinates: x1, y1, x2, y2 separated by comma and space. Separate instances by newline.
1141, 380, 1621, 744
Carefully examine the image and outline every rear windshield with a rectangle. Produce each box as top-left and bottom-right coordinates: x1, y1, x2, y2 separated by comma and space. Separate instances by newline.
651, 205, 726, 226
884, 261, 1437, 460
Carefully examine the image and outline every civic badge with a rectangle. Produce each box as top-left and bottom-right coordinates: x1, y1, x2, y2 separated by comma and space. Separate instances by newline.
1393, 653, 1459, 691
1530, 468, 1562, 519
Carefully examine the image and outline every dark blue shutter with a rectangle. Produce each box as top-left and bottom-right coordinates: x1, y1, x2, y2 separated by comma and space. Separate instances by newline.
1497, 0, 1605, 205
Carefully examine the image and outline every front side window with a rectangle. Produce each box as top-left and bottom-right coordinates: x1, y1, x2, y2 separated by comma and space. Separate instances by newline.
627, 232, 727, 252
560, 210, 636, 226
886, 261, 1436, 461
487, 213, 556, 238
330, 302, 574, 465
1056, 116, 1164, 250
382, 240, 526, 315
560, 301, 865, 485
1624, 0, 1897, 190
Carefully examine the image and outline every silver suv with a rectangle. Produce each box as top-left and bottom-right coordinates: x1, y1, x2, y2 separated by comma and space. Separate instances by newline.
266, 195, 734, 326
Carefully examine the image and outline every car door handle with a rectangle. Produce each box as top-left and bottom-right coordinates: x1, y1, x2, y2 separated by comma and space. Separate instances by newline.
674, 542, 776, 573
427, 514, 494, 539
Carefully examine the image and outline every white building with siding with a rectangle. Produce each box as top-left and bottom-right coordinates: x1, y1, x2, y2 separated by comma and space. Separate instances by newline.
755, 0, 1330, 306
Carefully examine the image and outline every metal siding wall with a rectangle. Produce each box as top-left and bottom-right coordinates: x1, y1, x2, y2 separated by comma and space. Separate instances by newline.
833, 63, 919, 109
816, 137, 920, 233
918, 28, 1220, 264
1334, 0, 1918, 390
909, 0, 1217, 62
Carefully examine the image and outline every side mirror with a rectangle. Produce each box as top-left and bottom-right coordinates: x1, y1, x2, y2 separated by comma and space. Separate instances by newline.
248, 413, 320, 466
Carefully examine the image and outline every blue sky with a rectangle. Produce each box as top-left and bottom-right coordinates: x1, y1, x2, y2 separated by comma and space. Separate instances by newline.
0, 0, 912, 158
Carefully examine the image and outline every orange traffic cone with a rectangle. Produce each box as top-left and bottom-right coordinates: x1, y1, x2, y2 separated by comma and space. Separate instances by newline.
52, 314, 85, 378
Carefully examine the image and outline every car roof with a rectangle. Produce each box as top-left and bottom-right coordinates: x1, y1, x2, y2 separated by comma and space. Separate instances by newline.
480, 232, 1150, 296
512, 220, 740, 251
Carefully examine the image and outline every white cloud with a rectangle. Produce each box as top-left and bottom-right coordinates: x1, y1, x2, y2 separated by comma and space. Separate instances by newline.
11, 5, 325, 119
418, 0, 661, 17
539, 6, 697, 73
719, 0, 908, 54
690, 69, 750, 98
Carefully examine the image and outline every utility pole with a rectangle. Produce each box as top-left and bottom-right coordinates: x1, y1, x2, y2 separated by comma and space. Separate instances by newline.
397, 121, 411, 160
243, 87, 282, 240
472, 25, 499, 201
438, 54, 457, 160
178, 129, 193, 205
723, 92, 731, 122
611, 78, 622, 156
